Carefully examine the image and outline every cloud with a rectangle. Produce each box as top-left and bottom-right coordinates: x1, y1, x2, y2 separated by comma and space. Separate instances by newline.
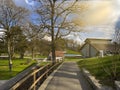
72, 0, 120, 41
13, 0, 35, 11
25, 0, 34, 5
13, 0, 28, 8
12, 0, 120, 41
74, 1, 116, 26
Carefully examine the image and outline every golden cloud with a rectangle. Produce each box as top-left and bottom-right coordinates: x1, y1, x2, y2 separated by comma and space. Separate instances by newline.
73, 1, 114, 26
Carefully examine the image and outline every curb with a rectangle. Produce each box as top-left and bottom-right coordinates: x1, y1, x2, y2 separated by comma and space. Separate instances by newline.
115, 81, 120, 90
82, 68, 113, 90
38, 62, 63, 90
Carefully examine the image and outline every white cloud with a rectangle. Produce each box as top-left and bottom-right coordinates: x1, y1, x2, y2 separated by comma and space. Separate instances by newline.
13, 0, 27, 7
73, 0, 120, 41
12, 0, 120, 42
13, 0, 34, 11
25, 0, 34, 6
43, 35, 51, 41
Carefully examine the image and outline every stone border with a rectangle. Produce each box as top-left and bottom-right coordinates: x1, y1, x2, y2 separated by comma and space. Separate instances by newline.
38, 62, 63, 90
82, 68, 113, 90
0, 80, 8, 87
115, 81, 120, 90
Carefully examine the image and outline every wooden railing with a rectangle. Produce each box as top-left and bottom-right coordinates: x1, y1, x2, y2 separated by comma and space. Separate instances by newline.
10, 62, 61, 90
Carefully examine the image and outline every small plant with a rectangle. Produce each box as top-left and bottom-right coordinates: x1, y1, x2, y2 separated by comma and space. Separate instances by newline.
77, 56, 120, 88
100, 55, 120, 86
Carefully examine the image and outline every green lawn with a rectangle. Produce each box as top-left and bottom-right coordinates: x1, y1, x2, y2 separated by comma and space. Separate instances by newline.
39, 61, 51, 66
77, 55, 120, 87
0, 58, 36, 80
65, 58, 80, 62
66, 49, 80, 54
24, 55, 47, 59
34, 55, 47, 58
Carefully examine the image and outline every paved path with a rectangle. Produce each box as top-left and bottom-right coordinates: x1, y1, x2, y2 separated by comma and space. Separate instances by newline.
0, 80, 8, 87
44, 62, 93, 90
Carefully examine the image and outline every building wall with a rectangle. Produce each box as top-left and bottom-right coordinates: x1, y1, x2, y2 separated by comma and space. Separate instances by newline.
81, 43, 98, 58
81, 43, 90, 58
90, 45, 98, 57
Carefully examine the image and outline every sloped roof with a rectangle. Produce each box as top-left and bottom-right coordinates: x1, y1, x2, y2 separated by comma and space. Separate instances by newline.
91, 43, 113, 51
86, 38, 112, 41
85, 38, 112, 44
80, 38, 113, 51
49, 51, 64, 57
55, 51, 64, 57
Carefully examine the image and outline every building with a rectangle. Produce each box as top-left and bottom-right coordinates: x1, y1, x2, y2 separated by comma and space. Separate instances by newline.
80, 38, 114, 58
48, 51, 65, 61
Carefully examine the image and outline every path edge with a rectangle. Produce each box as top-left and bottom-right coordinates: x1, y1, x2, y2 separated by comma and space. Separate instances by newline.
38, 62, 64, 90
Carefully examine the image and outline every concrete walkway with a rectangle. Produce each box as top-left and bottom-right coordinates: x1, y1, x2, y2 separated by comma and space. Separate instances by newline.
0, 80, 8, 87
42, 62, 93, 90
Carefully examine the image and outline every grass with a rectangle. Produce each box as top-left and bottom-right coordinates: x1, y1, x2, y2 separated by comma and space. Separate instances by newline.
24, 55, 47, 59
65, 57, 80, 62
0, 58, 36, 80
77, 55, 120, 87
34, 55, 47, 58
39, 62, 51, 66
66, 49, 80, 54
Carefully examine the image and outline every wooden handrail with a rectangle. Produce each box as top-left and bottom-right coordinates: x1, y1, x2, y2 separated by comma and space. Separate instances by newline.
11, 64, 49, 90
28, 63, 59, 90
10, 62, 61, 90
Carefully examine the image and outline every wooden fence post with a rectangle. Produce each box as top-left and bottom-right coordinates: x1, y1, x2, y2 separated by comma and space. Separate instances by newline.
33, 70, 36, 90
46, 65, 48, 78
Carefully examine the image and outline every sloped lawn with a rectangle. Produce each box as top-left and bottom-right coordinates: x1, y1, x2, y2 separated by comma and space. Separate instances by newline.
0, 58, 36, 80
77, 55, 120, 87
65, 58, 80, 62
66, 49, 81, 54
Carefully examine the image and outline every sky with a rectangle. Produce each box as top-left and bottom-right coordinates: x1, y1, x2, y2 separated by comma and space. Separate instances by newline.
12, 0, 120, 43
71, 0, 120, 42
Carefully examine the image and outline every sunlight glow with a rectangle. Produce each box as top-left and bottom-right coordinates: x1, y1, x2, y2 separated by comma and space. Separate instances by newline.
73, 1, 114, 26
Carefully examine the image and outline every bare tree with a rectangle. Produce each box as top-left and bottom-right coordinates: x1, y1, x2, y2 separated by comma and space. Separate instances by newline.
36, 0, 78, 63
0, 0, 28, 71
10, 26, 28, 59
22, 22, 45, 59
99, 18, 120, 86
113, 18, 120, 54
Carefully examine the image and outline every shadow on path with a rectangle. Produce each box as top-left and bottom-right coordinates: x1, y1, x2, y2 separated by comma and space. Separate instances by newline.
45, 62, 93, 90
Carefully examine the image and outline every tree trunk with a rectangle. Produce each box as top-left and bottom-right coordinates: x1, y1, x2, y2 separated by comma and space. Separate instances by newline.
11, 42, 15, 59
7, 38, 12, 72
32, 48, 34, 59
51, 1, 56, 64
51, 38, 56, 64
20, 51, 24, 59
